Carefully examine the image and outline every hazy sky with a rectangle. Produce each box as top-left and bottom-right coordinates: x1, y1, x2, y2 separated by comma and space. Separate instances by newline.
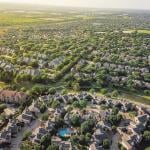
0, 0, 150, 10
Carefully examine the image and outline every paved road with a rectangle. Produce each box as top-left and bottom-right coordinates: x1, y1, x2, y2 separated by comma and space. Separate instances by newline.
110, 132, 120, 150
110, 118, 129, 150
10, 119, 41, 150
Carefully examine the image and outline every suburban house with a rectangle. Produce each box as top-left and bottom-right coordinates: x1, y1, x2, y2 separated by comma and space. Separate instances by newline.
118, 114, 149, 150
17, 108, 34, 124
92, 128, 107, 146
59, 141, 72, 150
32, 127, 48, 143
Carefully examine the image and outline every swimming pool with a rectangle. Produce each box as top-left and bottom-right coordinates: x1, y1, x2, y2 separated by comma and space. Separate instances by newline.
58, 128, 72, 138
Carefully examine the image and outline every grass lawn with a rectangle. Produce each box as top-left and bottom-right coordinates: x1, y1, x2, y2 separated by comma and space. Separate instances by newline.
0, 28, 7, 35
16, 80, 67, 91
142, 95, 150, 100
0, 55, 13, 59
0, 13, 42, 26
119, 91, 150, 105
123, 29, 150, 34
68, 85, 150, 105
0, 11, 88, 27
0, 81, 7, 89
138, 30, 150, 34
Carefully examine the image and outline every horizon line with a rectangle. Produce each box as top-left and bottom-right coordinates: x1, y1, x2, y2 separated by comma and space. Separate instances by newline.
0, 1, 150, 11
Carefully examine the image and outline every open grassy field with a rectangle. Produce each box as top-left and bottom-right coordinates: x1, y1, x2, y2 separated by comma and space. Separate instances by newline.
0, 10, 93, 28
65, 89, 150, 106
0, 28, 7, 35
0, 82, 7, 89
120, 92, 150, 105
0, 13, 45, 26
137, 30, 150, 34
123, 29, 150, 34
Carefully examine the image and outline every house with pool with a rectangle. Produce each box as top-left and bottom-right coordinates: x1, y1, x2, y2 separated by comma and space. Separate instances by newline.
58, 128, 76, 138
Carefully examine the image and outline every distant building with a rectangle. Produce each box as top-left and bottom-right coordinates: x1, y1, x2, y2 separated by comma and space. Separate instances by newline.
0, 90, 28, 105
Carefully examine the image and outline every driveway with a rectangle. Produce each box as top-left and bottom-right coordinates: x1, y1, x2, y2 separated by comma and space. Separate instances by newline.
110, 118, 129, 150
110, 132, 120, 150
10, 119, 41, 150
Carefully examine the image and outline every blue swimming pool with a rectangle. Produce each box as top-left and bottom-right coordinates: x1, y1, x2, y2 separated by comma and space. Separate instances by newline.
58, 128, 72, 138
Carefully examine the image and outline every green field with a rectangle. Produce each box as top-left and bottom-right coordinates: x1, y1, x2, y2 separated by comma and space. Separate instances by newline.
0, 82, 7, 89
0, 13, 41, 26
120, 92, 150, 105
0, 28, 7, 35
123, 29, 150, 34
0, 11, 93, 27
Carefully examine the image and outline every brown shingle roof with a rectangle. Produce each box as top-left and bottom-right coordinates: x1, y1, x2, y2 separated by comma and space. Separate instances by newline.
0, 90, 27, 102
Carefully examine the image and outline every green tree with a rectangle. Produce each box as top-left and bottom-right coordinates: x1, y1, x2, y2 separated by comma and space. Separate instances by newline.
51, 100, 60, 109
81, 119, 95, 133
79, 134, 87, 145
29, 60, 38, 68
111, 90, 119, 97
47, 144, 59, 150
22, 130, 32, 141
101, 88, 108, 94
144, 90, 150, 96
0, 104, 6, 113
73, 82, 80, 91
89, 88, 95, 94
72, 101, 80, 108
20, 143, 32, 150
48, 88, 56, 95
40, 104, 47, 113
70, 135, 78, 145
40, 134, 51, 149
112, 107, 119, 115
103, 139, 110, 149
143, 131, 150, 141
71, 114, 80, 127
79, 100, 87, 108
41, 113, 49, 121
108, 114, 122, 126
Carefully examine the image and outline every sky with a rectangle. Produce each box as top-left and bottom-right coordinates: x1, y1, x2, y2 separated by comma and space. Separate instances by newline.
0, 0, 150, 10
